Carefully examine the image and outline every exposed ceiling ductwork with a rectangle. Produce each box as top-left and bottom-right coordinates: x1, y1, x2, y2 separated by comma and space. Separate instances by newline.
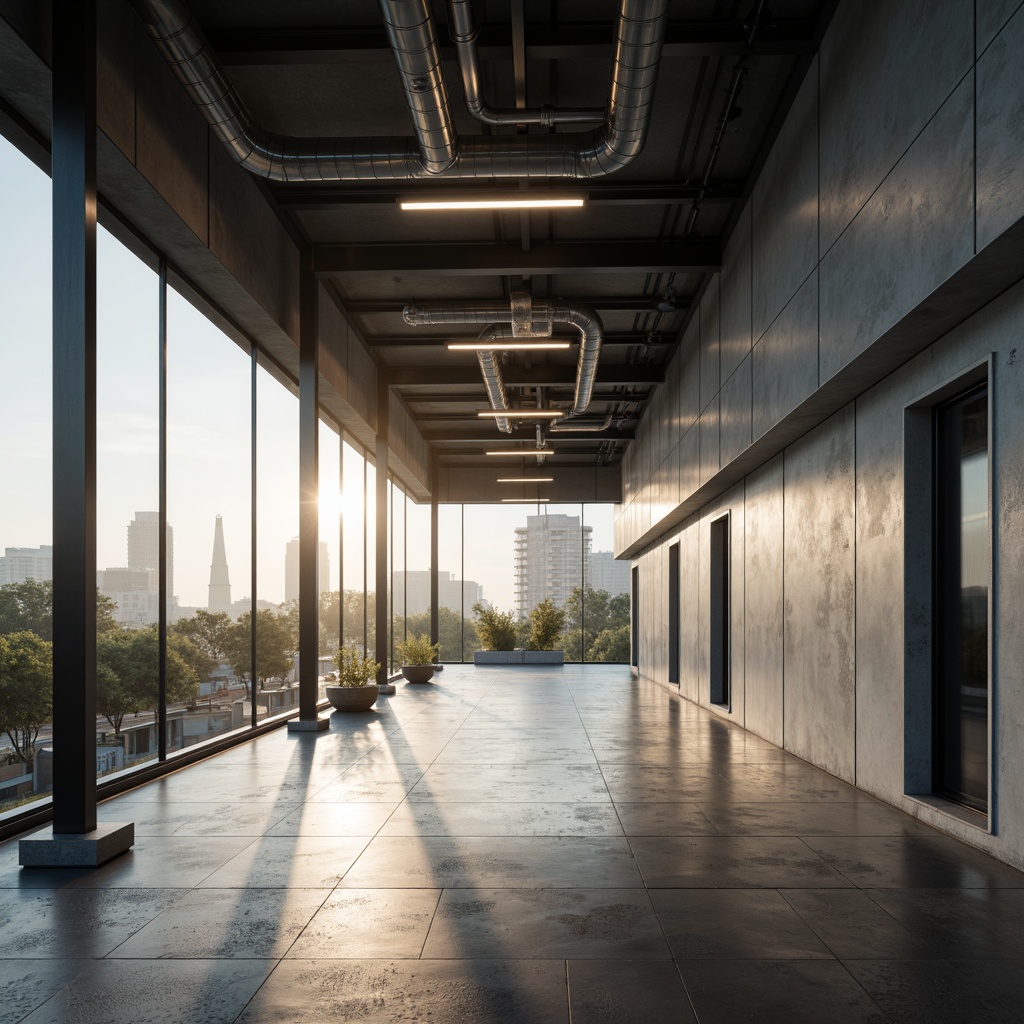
128, 0, 669, 181
403, 295, 604, 417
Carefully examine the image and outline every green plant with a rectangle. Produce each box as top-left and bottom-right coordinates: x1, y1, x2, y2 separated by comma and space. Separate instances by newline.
526, 598, 565, 650
332, 644, 380, 687
396, 633, 440, 666
472, 603, 519, 651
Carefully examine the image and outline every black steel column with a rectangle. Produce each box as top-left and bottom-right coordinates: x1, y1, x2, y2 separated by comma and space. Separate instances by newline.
338, 435, 344, 649
430, 454, 439, 649
374, 377, 389, 687
157, 260, 167, 759
51, 0, 98, 835
294, 259, 323, 727
250, 347, 258, 728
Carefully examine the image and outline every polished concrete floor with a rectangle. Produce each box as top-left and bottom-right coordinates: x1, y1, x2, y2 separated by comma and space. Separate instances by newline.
2, 665, 1023, 1023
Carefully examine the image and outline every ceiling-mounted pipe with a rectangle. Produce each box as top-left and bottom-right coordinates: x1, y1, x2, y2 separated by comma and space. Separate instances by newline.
476, 326, 513, 433
403, 298, 603, 415
447, 0, 603, 127
549, 414, 613, 432
128, 0, 669, 181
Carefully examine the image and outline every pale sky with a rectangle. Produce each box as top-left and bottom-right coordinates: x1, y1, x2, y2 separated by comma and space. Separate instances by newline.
0, 133, 614, 612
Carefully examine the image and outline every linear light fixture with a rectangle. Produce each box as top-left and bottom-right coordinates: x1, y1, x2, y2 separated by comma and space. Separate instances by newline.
502, 497, 551, 503
497, 477, 554, 483
486, 450, 551, 456
447, 340, 572, 351
478, 410, 563, 419
399, 195, 586, 211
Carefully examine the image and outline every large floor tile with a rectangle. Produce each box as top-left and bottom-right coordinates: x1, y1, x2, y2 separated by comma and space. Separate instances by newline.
613, 802, 719, 836
379, 801, 624, 837
263, 801, 399, 837
0, 960, 91, 1023
18, 958, 275, 1024
196, 835, 371, 888
337, 836, 644, 888
236, 959, 569, 1023
567, 960, 697, 1023
422, 888, 670, 959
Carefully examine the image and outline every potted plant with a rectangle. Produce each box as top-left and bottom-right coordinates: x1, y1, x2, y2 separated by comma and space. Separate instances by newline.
326, 645, 380, 711
396, 633, 440, 683
472, 604, 522, 665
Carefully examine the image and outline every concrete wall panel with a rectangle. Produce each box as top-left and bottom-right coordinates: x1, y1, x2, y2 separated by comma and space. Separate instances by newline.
819, 0, 973, 252
699, 395, 720, 486
679, 319, 701, 434
743, 455, 785, 745
783, 405, 856, 782
752, 60, 818, 340
976, 4, 1024, 250
720, 352, 752, 466
976, 0, 1023, 56
720, 202, 752, 383
752, 270, 818, 441
97, 1, 135, 160
819, 77, 975, 384
679, 424, 699, 506
699, 276, 721, 410
679, 520, 700, 703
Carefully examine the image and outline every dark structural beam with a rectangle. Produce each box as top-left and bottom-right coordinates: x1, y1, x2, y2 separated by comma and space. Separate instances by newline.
364, 333, 674, 348
423, 428, 635, 442
386, 365, 664, 386
274, 182, 742, 209
289, 259, 329, 733
210, 20, 817, 64
345, 297, 691, 314
22, 0, 134, 867
313, 241, 720, 277
374, 379, 393, 693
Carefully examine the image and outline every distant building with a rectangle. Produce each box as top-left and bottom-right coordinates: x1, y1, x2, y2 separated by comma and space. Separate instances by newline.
587, 550, 630, 597
0, 544, 52, 586
514, 513, 592, 618
97, 513, 176, 627
285, 536, 329, 603
391, 569, 486, 617
208, 515, 232, 615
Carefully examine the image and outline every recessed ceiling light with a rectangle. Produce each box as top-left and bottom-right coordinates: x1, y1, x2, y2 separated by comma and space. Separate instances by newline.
478, 410, 563, 419
399, 196, 586, 211
447, 341, 572, 351
497, 477, 554, 483
486, 450, 551, 456
502, 497, 551, 503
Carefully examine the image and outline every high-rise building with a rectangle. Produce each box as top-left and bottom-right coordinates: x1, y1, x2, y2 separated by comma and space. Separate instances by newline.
587, 551, 630, 597
127, 511, 173, 599
207, 515, 232, 615
514, 513, 592, 619
0, 545, 53, 586
285, 537, 329, 603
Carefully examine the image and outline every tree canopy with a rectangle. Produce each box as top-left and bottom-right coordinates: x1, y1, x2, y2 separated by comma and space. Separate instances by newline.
0, 630, 53, 763
222, 608, 296, 695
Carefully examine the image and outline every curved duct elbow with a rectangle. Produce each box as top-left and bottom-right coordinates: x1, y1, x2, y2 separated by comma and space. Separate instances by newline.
476, 326, 512, 433
129, 0, 669, 182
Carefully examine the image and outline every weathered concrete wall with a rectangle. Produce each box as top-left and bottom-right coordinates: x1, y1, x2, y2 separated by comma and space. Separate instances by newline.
624, 1, 1024, 870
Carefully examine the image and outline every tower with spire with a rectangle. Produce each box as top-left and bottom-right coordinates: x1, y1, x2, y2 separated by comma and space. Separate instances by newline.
207, 515, 232, 615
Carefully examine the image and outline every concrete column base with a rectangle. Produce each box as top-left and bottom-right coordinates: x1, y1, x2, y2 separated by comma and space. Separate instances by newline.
19, 821, 134, 868
287, 717, 330, 733
378, 683, 397, 695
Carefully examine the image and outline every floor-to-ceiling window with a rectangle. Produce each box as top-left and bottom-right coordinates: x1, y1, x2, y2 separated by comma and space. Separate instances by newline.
934, 384, 989, 812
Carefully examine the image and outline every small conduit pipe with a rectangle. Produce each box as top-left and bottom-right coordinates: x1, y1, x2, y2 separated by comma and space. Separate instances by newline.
549, 414, 613, 432
447, 0, 603, 127
402, 299, 604, 415
128, 0, 669, 181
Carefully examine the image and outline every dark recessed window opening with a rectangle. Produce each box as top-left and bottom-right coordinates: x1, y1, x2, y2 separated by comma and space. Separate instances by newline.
631, 565, 639, 667
933, 384, 989, 813
668, 542, 680, 684
710, 515, 730, 707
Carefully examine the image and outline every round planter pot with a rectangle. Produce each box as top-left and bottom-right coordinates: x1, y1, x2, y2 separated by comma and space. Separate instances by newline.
401, 665, 435, 684
326, 683, 379, 712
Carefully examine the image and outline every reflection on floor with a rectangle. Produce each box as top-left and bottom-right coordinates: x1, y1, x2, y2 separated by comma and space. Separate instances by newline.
2, 665, 1023, 1023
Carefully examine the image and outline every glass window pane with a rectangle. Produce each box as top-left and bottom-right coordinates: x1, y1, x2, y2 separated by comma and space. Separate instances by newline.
404, 496, 432, 650
256, 363, 298, 721
0, 135, 52, 814
167, 286, 251, 745
437, 504, 464, 661
366, 458, 377, 662
463, 504, 525, 657
342, 440, 366, 652
582, 504, 630, 662
319, 419, 341, 678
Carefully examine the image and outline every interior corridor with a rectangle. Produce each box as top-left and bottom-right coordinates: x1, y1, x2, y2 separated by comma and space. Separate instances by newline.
3, 665, 1023, 1023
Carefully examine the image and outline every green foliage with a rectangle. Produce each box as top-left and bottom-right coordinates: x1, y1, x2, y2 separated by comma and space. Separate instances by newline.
96, 591, 119, 634
588, 624, 631, 663
171, 610, 231, 679
473, 603, 519, 651
403, 607, 478, 662
561, 587, 630, 662
332, 644, 379, 687
0, 631, 53, 763
526, 599, 565, 651
0, 580, 53, 640
95, 625, 199, 734
395, 633, 439, 665
223, 608, 296, 695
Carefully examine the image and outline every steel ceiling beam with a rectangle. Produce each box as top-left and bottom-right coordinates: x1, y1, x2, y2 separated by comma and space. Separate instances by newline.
402, 390, 645, 404
344, 296, 691, 314
386, 365, 664, 386
208, 21, 818, 65
313, 241, 720, 277
423, 427, 635, 441
364, 332, 672, 347
272, 181, 743, 208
